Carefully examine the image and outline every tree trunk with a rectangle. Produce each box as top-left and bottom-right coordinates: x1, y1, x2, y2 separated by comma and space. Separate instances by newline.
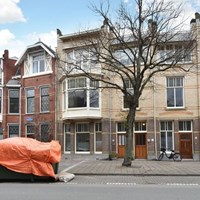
122, 107, 136, 167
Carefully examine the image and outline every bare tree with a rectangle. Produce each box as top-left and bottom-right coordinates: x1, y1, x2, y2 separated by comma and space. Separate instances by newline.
57, 0, 195, 166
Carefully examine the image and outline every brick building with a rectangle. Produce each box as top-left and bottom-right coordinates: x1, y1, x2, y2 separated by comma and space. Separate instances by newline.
1, 41, 57, 142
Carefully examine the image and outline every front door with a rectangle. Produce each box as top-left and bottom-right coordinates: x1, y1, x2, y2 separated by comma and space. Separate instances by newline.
135, 133, 147, 159
118, 134, 125, 158
179, 133, 192, 159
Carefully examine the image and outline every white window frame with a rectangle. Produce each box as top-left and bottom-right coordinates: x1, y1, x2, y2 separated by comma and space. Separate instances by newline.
26, 88, 35, 114
178, 121, 192, 132
64, 123, 71, 153
94, 123, 102, 154
75, 123, 90, 154
166, 77, 184, 109
134, 122, 147, 133
160, 121, 174, 150
40, 86, 50, 113
8, 89, 20, 114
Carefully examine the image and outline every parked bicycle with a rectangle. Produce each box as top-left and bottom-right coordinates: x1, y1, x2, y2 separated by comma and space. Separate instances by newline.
158, 148, 182, 161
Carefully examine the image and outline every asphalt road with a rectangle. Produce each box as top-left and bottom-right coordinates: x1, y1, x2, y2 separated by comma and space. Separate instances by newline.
0, 182, 200, 200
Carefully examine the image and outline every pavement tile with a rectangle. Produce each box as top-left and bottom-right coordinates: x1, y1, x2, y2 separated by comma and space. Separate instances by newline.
58, 156, 200, 176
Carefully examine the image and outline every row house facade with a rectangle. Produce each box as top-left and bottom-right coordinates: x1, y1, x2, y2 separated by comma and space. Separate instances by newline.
56, 13, 200, 160
0, 41, 57, 142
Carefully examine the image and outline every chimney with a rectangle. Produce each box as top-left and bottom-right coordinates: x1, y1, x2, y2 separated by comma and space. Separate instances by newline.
3, 50, 9, 59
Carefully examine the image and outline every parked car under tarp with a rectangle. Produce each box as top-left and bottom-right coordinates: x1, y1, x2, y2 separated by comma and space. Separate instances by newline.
0, 137, 61, 181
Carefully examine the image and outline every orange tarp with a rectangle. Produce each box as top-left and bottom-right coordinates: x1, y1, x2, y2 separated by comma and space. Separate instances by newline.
0, 137, 61, 178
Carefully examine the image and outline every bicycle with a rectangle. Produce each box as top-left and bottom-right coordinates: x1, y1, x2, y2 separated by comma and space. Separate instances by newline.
158, 148, 182, 161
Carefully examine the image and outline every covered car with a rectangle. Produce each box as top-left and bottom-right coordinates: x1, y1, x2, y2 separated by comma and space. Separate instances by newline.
0, 137, 61, 180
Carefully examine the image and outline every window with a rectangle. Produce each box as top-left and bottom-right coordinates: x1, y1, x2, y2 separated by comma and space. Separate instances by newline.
32, 53, 45, 73
160, 121, 173, 150
90, 80, 99, 108
68, 78, 87, 108
66, 48, 97, 72
76, 123, 90, 152
40, 86, 49, 112
67, 78, 99, 108
179, 121, 192, 132
167, 77, 184, 108
63, 81, 67, 110
0, 128, 3, 140
8, 124, 19, 137
113, 49, 133, 66
26, 124, 35, 137
135, 122, 146, 132
123, 79, 139, 109
64, 124, 71, 152
157, 45, 192, 63
26, 88, 34, 113
9, 89, 19, 114
117, 122, 126, 132
40, 123, 50, 142
95, 123, 102, 152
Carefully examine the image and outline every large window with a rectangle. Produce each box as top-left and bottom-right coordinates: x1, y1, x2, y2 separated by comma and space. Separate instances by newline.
26, 88, 34, 113
76, 123, 90, 152
95, 123, 102, 152
157, 44, 192, 63
32, 53, 45, 73
9, 89, 19, 114
67, 78, 99, 108
8, 124, 19, 137
167, 77, 184, 108
40, 123, 50, 142
160, 121, 173, 150
66, 48, 97, 72
40, 86, 50, 112
64, 124, 71, 152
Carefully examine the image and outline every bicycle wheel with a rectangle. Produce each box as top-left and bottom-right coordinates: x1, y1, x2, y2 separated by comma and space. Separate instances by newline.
158, 153, 164, 161
173, 153, 182, 161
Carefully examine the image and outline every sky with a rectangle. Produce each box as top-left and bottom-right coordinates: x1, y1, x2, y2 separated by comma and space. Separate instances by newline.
0, 0, 200, 58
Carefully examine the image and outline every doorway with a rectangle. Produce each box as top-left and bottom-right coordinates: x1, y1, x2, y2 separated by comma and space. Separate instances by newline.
135, 133, 147, 159
179, 133, 192, 159
117, 134, 125, 158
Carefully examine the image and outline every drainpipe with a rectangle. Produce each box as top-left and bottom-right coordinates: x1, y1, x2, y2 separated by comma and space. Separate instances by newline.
153, 76, 157, 159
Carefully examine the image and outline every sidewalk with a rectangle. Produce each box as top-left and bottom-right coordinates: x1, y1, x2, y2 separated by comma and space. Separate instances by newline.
58, 155, 200, 176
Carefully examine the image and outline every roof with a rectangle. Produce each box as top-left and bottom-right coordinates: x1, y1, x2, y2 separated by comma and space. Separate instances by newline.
6, 79, 21, 87
15, 41, 56, 65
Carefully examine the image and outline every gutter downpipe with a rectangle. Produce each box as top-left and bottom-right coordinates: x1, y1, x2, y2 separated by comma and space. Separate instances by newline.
153, 76, 157, 159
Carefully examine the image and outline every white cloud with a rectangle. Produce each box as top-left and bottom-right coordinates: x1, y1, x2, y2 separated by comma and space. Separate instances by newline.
26, 31, 57, 50
0, 0, 26, 23
0, 30, 57, 58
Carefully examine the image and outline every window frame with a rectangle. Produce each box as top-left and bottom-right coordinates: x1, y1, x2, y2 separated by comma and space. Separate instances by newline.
64, 124, 71, 153
160, 121, 174, 150
8, 124, 19, 138
9, 89, 20, 114
40, 86, 50, 113
75, 123, 90, 153
67, 77, 99, 109
166, 77, 184, 108
178, 121, 192, 132
26, 88, 35, 114
40, 123, 51, 142
94, 123, 102, 153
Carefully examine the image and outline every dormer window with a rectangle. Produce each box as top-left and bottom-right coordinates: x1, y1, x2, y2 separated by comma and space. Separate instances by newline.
32, 53, 45, 73
24, 51, 52, 77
